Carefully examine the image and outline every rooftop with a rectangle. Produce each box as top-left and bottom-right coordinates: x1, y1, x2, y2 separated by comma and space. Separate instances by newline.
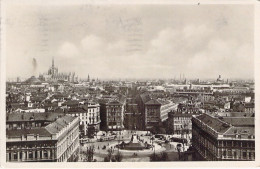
6, 115, 77, 138
145, 99, 161, 105
6, 112, 64, 122
222, 117, 254, 127
196, 114, 231, 134
224, 127, 255, 139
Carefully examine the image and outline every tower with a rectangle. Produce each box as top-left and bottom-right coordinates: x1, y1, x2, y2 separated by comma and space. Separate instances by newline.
52, 56, 54, 68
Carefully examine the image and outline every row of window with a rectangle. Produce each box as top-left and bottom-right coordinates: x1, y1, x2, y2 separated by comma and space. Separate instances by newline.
7, 150, 51, 161
222, 150, 255, 159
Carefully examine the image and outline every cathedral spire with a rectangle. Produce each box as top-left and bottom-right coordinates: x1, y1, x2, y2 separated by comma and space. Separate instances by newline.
52, 57, 54, 67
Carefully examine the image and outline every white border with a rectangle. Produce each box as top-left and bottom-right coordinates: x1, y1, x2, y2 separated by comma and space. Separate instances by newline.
0, 0, 259, 168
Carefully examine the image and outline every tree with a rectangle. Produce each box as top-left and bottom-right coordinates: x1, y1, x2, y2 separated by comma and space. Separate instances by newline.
87, 126, 96, 138
160, 152, 168, 161
104, 157, 110, 162
83, 145, 95, 162
104, 147, 114, 162
150, 152, 168, 161
114, 151, 123, 162
104, 148, 123, 162
150, 153, 160, 161
177, 144, 182, 160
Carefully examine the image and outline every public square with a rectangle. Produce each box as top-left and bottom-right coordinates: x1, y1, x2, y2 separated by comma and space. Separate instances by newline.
79, 130, 190, 162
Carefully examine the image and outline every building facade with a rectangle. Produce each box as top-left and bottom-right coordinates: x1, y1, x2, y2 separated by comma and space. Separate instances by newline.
192, 114, 255, 161
6, 113, 80, 162
68, 102, 101, 137
144, 99, 161, 129
167, 112, 193, 135
100, 100, 124, 131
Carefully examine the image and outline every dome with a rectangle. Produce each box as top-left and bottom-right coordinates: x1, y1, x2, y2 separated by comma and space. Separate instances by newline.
25, 76, 41, 84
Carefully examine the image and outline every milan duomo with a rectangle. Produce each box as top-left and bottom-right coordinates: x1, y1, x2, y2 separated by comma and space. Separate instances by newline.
4, 2, 255, 163
38, 58, 79, 82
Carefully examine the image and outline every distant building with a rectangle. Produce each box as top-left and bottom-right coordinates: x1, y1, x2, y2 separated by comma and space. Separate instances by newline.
192, 114, 255, 161
6, 113, 80, 162
39, 58, 79, 82
175, 88, 214, 96
124, 100, 142, 130
216, 75, 225, 84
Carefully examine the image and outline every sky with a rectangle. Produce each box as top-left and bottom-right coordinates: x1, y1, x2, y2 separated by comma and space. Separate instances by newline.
5, 2, 254, 80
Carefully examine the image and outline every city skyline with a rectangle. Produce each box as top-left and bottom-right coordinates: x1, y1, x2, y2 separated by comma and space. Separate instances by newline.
5, 3, 254, 80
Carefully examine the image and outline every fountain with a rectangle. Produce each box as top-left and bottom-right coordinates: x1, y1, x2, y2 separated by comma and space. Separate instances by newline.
116, 133, 152, 150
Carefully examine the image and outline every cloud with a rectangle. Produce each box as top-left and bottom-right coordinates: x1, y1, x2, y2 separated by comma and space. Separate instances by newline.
81, 35, 104, 52
57, 42, 80, 58
187, 38, 253, 78
54, 21, 253, 80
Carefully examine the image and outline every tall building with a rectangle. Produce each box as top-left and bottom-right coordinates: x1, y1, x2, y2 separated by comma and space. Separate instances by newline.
144, 99, 162, 129
67, 102, 101, 137
6, 112, 80, 162
192, 114, 255, 161
136, 93, 151, 130
167, 111, 194, 135
100, 100, 124, 131
136, 93, 178, 130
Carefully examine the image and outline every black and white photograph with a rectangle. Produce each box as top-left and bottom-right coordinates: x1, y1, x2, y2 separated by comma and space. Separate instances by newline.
0, 0, 259, 167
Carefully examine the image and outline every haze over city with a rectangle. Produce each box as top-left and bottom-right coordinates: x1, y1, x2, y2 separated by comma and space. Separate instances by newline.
5, 4, 254, 80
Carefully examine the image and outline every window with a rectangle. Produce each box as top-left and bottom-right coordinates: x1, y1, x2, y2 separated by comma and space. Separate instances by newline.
29, 152, 33, 159
249, 152, 252, 159
242, 142, 247, 148
223, 150, 226, 157
13, 153, 18, 160
223, 141, 227, 147
44, 151, 48, 158
227, 150, 232, 157
243, 152, 247, 159
227, 141, 232, 147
